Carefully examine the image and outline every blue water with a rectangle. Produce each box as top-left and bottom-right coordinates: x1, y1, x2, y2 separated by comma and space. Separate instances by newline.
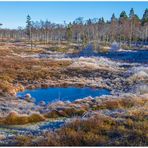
97, 50, 148, 64
68, 49, 148, 64
17, 87, 110, 104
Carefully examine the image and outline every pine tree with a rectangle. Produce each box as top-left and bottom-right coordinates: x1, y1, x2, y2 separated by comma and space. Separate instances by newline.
134, 14, 140, 21
66, 23, 72, 43
118, 11, 128, 45
120, 11, 128, 19
129, 8, 135, 19
111, 13, 116, 22
110, 13, 117, 42
26, 15, 32, 49
87, 19, 92, 25
142, 8, 148, 25
141, 9, 148, 43
101, 17, 105, 23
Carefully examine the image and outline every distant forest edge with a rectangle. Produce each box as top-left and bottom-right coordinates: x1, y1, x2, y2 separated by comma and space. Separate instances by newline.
0, 8, 148, 49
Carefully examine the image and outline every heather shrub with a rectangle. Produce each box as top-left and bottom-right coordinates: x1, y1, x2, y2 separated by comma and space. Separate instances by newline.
14, 113, 148, 146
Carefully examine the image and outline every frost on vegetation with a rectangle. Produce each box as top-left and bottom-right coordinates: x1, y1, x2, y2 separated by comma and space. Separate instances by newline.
128, 66, 148, 81
129, 71, 148, 81
130, 84, 148, 95
130, 66, 148, 73
69, 57, 121, 71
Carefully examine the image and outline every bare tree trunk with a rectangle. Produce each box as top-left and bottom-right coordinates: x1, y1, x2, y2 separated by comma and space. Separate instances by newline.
129, 21, 133, 47
30, 27, 33, 49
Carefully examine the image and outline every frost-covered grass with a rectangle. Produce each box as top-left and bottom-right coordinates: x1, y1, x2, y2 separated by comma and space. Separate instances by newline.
15, 109, 148, 146
0, 42, 148, 146
69, 57, 122, 72
11, 94, 148, 146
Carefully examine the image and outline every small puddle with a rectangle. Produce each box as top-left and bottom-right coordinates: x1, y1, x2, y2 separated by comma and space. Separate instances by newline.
17, 87, 110, 104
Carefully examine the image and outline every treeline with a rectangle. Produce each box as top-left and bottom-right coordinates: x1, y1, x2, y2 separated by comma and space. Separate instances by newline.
0, 8, 148, 47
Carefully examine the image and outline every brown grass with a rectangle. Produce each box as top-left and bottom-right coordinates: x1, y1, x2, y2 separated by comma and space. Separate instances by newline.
92, 97, 148, 111
44, 108, 86, 118
0, 45, 71, 94
0, 42, 148, 146
0, 112, 45, 125
14, 94, 148, 146
15, 114, 148, 146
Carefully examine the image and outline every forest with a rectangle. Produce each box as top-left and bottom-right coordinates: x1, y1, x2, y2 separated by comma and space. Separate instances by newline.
0, 8, 148, 48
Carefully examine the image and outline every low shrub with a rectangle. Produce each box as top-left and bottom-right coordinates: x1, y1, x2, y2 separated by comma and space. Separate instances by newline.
44, 108, 86, 118
15, 113, 148, 146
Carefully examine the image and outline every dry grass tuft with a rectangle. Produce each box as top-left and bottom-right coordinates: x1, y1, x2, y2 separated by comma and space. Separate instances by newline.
0, 112, 45, 125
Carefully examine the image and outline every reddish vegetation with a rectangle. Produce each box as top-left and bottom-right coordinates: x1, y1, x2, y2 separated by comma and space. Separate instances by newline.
0, 44, 71, 95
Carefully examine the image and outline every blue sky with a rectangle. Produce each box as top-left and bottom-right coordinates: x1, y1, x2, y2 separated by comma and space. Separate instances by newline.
0, 1, 147, 29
